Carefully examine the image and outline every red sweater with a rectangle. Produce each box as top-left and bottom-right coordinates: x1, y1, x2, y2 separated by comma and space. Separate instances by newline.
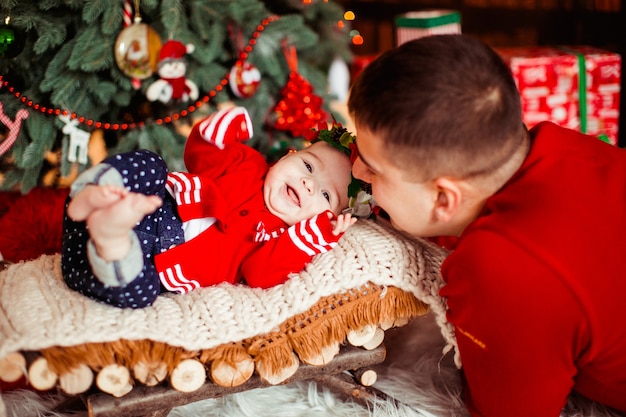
154, 114, 341, 293
440, 122, 626, 416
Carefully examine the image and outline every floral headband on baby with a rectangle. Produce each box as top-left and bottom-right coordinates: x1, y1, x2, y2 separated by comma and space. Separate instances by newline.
306, 120, 378, 218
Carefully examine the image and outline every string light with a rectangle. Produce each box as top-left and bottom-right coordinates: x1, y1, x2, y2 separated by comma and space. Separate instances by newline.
340, 9, 364, 45
0, 16, 279, 132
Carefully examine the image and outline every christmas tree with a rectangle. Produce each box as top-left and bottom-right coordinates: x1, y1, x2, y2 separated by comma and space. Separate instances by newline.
0, 0, 352, 193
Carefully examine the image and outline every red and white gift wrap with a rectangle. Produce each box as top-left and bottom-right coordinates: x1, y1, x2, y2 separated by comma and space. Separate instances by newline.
497, 46, 621, 145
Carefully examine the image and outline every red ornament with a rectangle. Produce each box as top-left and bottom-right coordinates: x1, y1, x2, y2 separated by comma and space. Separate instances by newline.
273, 71, 327, 137
229, 61, 261, 98
114, 22, 162, 80
273, 41, 327, 137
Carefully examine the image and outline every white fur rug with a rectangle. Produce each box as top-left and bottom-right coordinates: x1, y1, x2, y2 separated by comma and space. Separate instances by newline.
2, 312, 623, 417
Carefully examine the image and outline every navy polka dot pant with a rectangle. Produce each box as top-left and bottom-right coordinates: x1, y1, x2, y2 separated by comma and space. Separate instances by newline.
61, 150, 185, 308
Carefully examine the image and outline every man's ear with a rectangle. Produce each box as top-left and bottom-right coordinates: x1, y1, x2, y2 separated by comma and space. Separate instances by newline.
432, 177, 463, 223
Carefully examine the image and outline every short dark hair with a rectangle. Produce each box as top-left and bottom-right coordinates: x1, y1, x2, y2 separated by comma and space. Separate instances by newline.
348, 34, 525, 181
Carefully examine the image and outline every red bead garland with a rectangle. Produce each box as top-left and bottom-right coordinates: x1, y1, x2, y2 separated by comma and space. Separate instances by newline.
0, 15, 279, 132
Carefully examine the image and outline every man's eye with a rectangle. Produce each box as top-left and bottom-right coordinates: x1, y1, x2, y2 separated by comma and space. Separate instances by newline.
322, 191, 330, 202
304, 161, 313, 173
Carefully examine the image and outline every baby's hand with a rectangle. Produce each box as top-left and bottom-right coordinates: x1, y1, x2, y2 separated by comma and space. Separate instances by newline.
329, 212, 357, 236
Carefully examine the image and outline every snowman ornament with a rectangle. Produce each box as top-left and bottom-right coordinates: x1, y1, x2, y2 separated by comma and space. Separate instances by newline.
146, 40, 199, 103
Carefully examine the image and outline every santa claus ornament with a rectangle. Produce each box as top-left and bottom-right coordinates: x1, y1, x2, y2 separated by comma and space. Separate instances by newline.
113, 1, 162, 83
146, 39, 199, 104
226, 22, 261, 99
229, 61, 261, 99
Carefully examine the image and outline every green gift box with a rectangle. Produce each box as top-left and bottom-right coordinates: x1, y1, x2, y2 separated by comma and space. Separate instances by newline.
395, 10, 461, 46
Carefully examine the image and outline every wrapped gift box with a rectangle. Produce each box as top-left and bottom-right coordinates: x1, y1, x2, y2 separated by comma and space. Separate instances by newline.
395, 10, 461, 46
496, 46, 621, 145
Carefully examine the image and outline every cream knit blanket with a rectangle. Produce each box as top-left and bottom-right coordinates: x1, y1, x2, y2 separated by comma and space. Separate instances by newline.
0, 219, 457, 366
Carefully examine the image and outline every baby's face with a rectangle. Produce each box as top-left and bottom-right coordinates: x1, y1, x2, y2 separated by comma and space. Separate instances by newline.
263, 141, 352, 226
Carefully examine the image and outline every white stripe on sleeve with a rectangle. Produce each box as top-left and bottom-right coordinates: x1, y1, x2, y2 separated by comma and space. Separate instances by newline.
167, 172, 202, 206
159, 264, 200, 294
287, 214, 335, 256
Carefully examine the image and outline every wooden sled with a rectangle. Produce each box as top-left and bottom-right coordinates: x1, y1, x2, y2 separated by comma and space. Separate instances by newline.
0, 219, 456, 416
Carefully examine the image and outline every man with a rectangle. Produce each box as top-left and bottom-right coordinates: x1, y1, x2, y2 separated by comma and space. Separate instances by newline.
348, 34, 626, 416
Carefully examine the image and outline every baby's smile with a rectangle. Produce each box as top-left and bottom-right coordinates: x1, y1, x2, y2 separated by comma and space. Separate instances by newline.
285, 184, 301, 207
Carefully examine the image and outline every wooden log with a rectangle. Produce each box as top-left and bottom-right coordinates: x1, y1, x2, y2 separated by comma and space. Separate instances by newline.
361, 327, 385, 350
394, 316, 410, 328
133, 360, 168, 387
298, 342, 340, 366
313, 372, 376, 407
351, 367, 377, 386
209, 356, 254, 387
380, 315, 409, 331
379, 317, 394, 331
97, 363, 133, 397
0, 352, 26, 382
347, 324, 377, 347
59, 363, 94, 395
170, 359, 206, 393
255, 350, 300, 385
127, 340, 183, 386
27, 355, 58, 391
87, 344, 386, 417
313, 371, 396, 409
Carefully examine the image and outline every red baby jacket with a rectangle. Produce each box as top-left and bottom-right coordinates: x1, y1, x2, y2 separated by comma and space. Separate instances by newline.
440, 122, 626, 416
154, 113, 341, 293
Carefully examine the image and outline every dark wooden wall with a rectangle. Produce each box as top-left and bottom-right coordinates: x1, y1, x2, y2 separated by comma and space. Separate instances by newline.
336, 0, 625, 146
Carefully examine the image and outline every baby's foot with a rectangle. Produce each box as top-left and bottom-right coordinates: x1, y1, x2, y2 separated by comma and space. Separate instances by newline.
87, 192, 162, 261
67, 184, 128, 222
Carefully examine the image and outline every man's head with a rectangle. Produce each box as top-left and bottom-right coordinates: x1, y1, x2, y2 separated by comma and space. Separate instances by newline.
348, 34, 528, 237
263, 141, 353, 225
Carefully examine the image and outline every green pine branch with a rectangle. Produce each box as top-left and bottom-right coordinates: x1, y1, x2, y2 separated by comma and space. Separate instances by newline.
0, 0, 352, 193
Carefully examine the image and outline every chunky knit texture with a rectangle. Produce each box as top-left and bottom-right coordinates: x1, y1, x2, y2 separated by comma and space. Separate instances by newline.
0, 219, 456, 369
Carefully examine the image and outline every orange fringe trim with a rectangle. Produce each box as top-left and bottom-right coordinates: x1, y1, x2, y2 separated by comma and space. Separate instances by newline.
37, 284, 428, 381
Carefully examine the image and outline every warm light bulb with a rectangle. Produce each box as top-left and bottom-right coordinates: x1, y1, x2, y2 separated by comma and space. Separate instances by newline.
344, 11, 355, 20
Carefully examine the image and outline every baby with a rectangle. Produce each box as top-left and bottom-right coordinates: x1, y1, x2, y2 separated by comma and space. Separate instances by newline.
62, 106, 358, 308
